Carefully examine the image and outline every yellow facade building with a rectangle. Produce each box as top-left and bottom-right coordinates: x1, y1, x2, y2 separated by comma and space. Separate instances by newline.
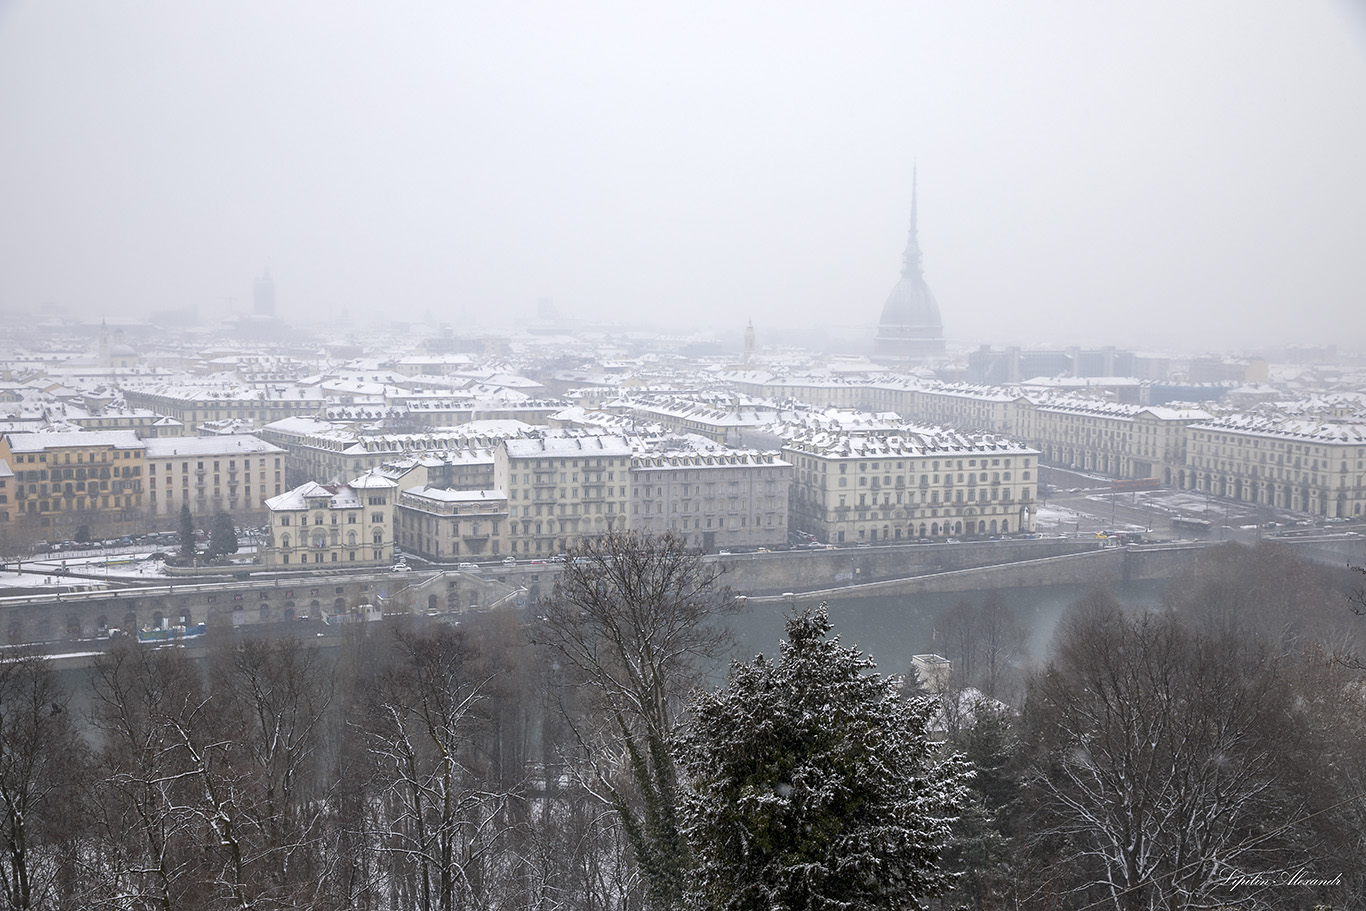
0, 431, 146, 546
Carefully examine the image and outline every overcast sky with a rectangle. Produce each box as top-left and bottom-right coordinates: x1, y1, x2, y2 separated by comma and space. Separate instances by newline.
2, 1, 1364, 354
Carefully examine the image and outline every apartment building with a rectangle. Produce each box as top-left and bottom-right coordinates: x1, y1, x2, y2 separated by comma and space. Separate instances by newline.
262, 469, 396, 568
783, 429, 1039, 544
494, 434, 633, 557
260, 416, 515, 487
0, 431, 146, 545
721, 374, 1218, 490
613, 395, 783, 446
1017, 400, 1210, 482
912, 384, 1023, 435
143, 435, 286, 527
628, 449, 791, 550
0, 460, 12, 532
123, 382, 327, 428
396, 487, 508, 560
1183, 416, 1366, 518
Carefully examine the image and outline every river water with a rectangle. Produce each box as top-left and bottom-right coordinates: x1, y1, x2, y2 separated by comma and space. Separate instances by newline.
726, 579, 1169, 677
57, 578, 1171, 728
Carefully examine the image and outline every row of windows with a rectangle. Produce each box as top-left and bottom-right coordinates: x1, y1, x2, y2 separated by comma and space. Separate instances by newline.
9, 450, 139, 464
278, 531, 384, 548
279, 550, 384, 564
279, 512, 362, 526
149, 457, 279, 472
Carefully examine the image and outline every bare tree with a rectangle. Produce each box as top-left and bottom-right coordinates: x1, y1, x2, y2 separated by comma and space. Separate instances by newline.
1021, 593, 1309, 911
0, 654, 86, 911
87, 642, 213, 911
537, 531, 733, 911
934, 590, 1025, 701
206, 636, 336, 909
366, 622, 501, 911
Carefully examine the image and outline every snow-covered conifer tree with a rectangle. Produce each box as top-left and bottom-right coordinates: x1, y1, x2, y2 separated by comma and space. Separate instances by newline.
680, 604, 967, 911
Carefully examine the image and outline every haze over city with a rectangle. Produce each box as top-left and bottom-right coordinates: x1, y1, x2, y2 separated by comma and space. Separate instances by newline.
3, 0, 1365, 352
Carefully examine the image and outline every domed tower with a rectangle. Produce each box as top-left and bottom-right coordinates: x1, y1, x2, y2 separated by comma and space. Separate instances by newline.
874, 170, 945, 362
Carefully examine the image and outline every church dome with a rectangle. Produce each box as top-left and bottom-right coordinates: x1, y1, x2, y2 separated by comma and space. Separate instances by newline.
874, 173, 946, 362
878, 271, 942, 338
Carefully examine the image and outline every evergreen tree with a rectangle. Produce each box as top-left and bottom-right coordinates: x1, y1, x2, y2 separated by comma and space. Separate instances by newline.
936, 704, 1023, 911
178, 504, 196, 561
206, 512, 238, 560
680, 604, 968, 911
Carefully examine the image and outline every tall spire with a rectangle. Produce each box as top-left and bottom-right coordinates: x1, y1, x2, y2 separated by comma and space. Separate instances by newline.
900, 165, 923, 277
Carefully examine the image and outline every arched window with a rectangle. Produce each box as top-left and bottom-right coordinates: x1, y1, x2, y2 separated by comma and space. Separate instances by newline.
372, 530, 383, 546
347, 530, 357, 546
280, 533, 291, 550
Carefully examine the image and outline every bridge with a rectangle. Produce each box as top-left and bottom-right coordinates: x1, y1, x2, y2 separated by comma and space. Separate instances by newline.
1, 533, 1359, 652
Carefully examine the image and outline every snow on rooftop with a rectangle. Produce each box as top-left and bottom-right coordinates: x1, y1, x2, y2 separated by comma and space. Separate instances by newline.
1, 429, 144, 451
143, 435, 284, 457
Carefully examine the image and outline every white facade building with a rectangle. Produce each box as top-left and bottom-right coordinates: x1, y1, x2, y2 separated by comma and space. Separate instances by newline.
263, 469, 396, 568
144, 435, 286, 526
783, 428, 1039, 544
628, 450, 791, 551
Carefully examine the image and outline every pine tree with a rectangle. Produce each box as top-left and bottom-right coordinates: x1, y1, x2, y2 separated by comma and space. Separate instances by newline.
178, 504, 196, 562
680, 604, 968, 911
206, 512, 238, 560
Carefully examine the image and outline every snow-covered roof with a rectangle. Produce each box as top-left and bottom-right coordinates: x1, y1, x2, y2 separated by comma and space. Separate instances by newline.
1188, 414, 1366, 445
143, 435, 284, 458
503, 434, 634, 459
631, 450, 789, 471
349, 468, 399, 489
1, 430, 144, 452
781, 426, 1037, 459
401, 486, 506, 504
266, 481, 362, 511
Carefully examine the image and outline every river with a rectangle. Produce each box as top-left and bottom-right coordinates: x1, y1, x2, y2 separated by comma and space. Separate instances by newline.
726, 579, 1169, 677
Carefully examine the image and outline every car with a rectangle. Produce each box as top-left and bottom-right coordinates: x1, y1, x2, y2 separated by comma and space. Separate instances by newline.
391, 561, 411, 573
458, 562, 479, 571
502, 556, 517, 565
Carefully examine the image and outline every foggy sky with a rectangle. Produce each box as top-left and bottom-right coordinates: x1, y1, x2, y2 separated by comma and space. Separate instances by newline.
2, 1, 1364, 354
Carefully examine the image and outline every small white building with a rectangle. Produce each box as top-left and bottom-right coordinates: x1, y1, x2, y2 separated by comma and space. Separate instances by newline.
263, 469, 396, 568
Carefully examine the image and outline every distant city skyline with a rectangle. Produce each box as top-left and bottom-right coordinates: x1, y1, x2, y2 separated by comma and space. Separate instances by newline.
2, 1, 1364, 353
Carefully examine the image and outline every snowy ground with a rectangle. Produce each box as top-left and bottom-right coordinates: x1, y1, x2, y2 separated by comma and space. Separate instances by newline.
1, 551, 258, 592
0, 553, 170, 591
1033, 504, 1147, 536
